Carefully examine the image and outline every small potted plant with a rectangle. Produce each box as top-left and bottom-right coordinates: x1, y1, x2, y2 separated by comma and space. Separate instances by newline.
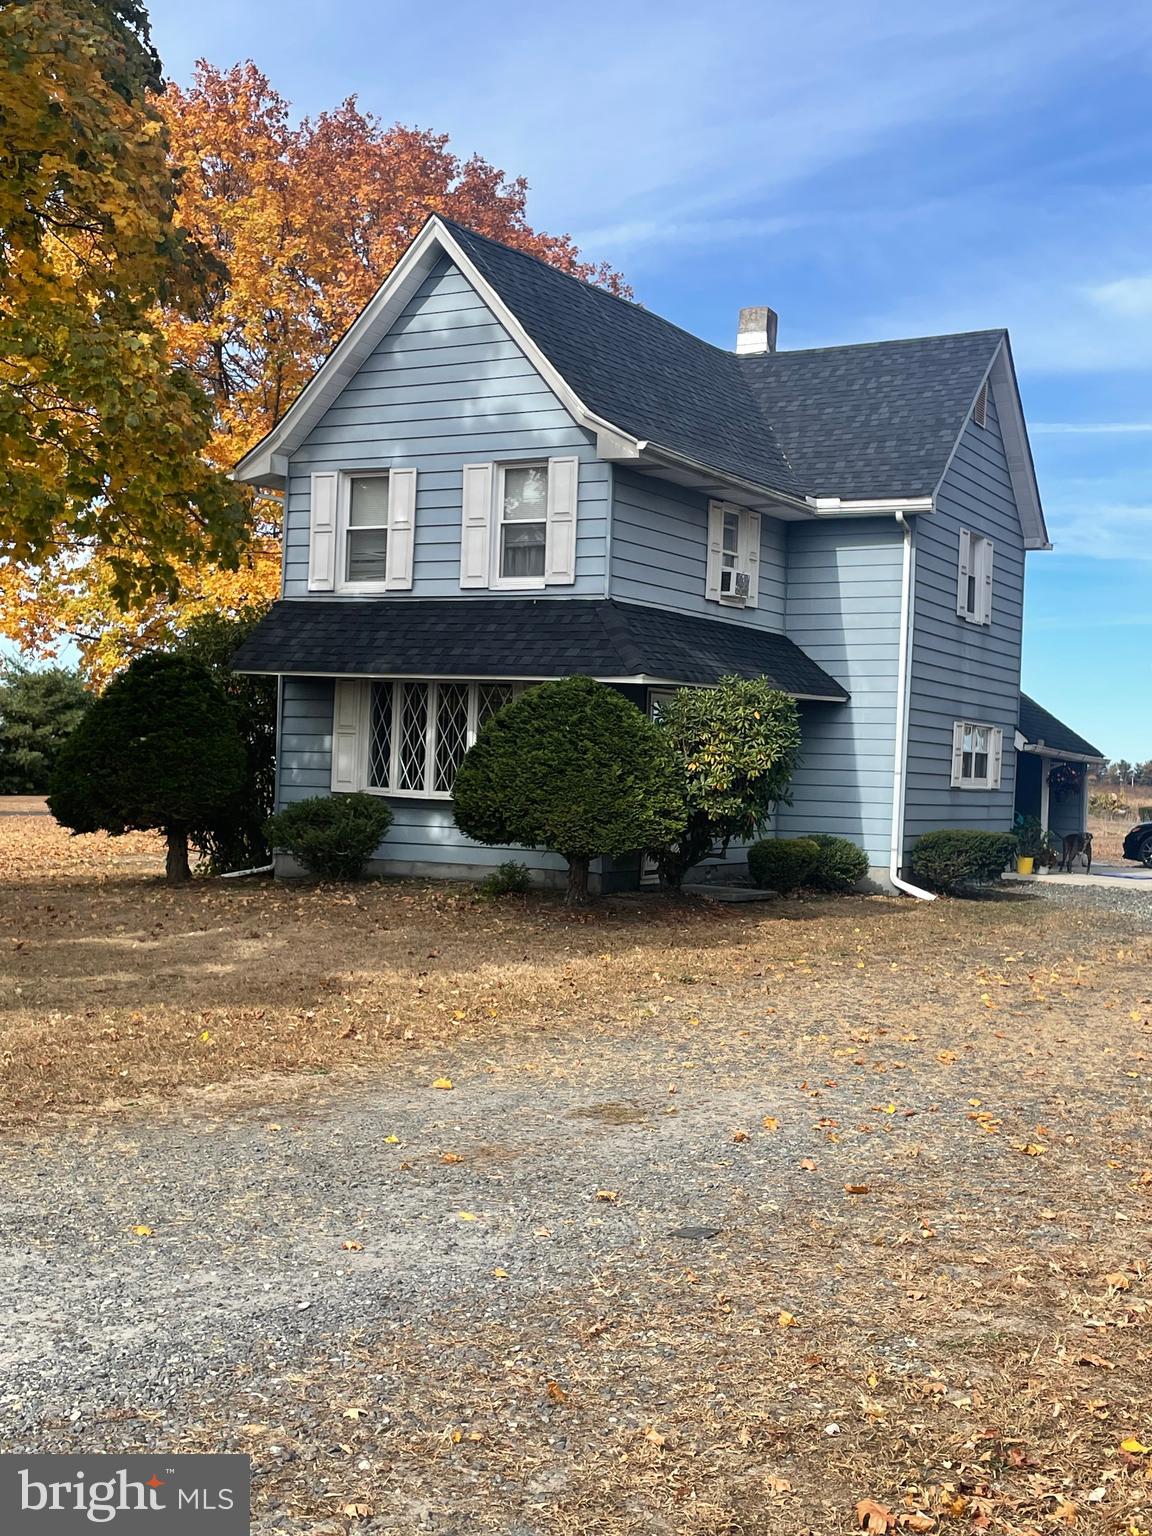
1013, 816, 1045, 875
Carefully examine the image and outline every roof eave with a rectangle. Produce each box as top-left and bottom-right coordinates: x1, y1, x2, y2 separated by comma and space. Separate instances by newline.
931, 335, 1050, 552
231, 215, 651, 488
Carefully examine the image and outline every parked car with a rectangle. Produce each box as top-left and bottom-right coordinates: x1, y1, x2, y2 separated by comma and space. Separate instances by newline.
1122, 821, 1152, 866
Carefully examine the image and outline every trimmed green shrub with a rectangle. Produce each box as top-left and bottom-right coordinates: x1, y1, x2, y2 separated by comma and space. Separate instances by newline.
747, 837, 820, 893
453, 676, 684, 906
265, 792, 392, 881
477, 860, 532, 898
48, 653, 246, 884
805, 833, 869, 892
909, 829, 1017, 894
650, 679, 802, 889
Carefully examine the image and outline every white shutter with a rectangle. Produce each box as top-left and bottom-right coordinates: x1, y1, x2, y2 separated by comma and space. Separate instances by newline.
544, 455, 579, 585
950, 721, 966, 787
742, 510, 760, 607
705, 501, 724, 600
989, 727, 1003, 789
460, 463, 493, 589
308, 472, 338, 592
331, 680, 365, 792
980, 539, 994, 625
956, 528, 971, 617
385, 468, 417, 590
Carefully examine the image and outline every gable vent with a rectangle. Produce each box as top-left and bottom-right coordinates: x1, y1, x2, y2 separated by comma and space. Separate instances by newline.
972, 380, 989, 429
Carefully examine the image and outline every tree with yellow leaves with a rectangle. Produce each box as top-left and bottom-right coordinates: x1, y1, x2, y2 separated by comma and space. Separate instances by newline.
0, 0, 247, 617
3, 55, 627, 677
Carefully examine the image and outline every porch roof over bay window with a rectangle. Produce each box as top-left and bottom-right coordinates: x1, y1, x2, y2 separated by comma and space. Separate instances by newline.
231, 596, 849, 702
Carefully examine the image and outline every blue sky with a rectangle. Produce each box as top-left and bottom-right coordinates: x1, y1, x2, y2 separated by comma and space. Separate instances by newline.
148, 0, 1152, 759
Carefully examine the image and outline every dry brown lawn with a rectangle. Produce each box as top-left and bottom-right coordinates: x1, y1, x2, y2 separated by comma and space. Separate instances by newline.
3, 815, 1152, 1533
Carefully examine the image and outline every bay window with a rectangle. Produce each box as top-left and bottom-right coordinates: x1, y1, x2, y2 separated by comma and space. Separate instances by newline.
347, 680, 522, 797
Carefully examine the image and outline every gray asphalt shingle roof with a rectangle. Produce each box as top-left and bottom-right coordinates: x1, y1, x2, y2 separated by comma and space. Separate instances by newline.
231, 598, 849, 700
1018, 695, 1104, 760
740, 331, 1006, 499
443, 219, 1004, 503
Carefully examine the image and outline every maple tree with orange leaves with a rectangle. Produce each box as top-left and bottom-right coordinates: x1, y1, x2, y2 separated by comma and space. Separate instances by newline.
4, 59, 628, 680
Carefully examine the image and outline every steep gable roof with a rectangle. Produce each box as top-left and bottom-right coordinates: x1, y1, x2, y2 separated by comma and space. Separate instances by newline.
739, 330, 1005, 500
441, 220, 802, 499
232, 215, 1048, 546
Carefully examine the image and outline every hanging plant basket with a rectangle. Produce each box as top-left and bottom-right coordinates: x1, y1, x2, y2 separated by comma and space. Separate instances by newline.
1048, 761, 1084, 800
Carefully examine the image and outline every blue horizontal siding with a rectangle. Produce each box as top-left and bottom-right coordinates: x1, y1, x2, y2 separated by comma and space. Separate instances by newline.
905, 388, 1023, 841
608, 467, 787, 631
776, 518, 903, 866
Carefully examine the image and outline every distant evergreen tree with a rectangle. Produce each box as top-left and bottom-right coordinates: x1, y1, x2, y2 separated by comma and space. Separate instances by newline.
0, 662, 91, 794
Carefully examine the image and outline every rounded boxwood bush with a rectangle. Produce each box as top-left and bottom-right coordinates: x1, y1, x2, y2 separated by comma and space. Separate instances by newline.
265, 792, 393, 881
805, 833, 869, 892
909, 829, 1017, 894
747, 837, 820, 892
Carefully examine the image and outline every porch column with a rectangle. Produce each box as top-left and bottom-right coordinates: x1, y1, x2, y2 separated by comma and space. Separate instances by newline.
1039, 759, 1051, 832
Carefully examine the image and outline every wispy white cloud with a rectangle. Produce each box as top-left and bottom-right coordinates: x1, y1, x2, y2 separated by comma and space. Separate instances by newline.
1087, 274, 1152, 317
1044, 501, 1152, 560
1033, 421, 1152, 434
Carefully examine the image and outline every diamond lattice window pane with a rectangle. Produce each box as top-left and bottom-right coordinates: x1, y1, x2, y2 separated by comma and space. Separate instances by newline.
476, 684, 513, 728
368, 683, 393, 789
398, 683, 429, 792
434, 684, 470, 792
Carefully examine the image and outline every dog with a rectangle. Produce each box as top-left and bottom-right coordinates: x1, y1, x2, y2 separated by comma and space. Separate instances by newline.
1058, 831, 1092, 874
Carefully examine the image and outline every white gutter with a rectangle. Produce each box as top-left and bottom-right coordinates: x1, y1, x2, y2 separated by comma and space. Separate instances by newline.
889, 511, 936, 900
220, 863, 275, 879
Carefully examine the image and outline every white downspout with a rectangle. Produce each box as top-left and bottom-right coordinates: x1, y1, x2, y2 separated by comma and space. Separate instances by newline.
889, 512, 936, 900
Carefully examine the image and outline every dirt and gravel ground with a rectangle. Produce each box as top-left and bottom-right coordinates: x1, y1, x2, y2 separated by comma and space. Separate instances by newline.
1, 816, 1151, 1534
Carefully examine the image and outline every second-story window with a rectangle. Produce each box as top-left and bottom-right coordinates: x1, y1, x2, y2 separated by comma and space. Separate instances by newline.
706, 500, 760, 607
957, 528, 993, 625
460, 456, 579, 591
345, 474, 390, 586
496, 464, 548, 583
308, 467, 416, 594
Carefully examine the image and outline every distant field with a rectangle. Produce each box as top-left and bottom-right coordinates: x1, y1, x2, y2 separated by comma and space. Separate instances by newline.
1086, 781, 1150, 863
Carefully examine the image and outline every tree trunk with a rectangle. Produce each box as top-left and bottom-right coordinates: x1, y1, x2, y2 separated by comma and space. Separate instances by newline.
165, 826, 191, 884
565, 855, 591, 907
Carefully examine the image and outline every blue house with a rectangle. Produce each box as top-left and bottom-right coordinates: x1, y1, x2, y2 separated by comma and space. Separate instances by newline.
231, 215, 1093, 892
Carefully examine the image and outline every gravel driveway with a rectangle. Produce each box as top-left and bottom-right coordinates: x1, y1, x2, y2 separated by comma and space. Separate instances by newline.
3, 880, 1151, 1535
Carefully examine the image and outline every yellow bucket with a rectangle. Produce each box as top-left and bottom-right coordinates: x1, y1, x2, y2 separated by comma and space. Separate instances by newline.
1016, 856, 1035, 875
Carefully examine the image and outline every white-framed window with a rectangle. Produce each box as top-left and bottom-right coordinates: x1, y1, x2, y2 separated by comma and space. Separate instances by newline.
333, 679, 524, 798
342, 472, 390, 589
957, 528, 993, 625
706, 500, 759, 606
460, 457, 578, 591
494, 462, 548, 587
307, 467, 417, 593
950, 721, 1003, 789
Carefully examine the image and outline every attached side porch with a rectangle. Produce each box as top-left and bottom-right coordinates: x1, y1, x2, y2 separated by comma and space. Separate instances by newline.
1013, 694, 1106, 846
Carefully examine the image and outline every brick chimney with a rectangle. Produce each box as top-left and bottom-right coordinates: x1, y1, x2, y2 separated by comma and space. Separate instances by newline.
736, 305, 778, 355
